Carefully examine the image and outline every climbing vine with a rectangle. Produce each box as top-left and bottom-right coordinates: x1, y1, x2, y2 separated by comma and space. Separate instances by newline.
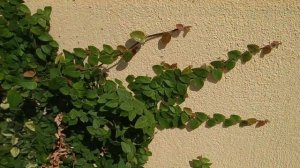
0, 1, 281, 168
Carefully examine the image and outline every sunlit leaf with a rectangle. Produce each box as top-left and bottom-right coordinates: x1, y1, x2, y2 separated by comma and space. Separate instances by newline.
10, 147, 20, 158
25, 120, 36, 131
130, 31, 146, 43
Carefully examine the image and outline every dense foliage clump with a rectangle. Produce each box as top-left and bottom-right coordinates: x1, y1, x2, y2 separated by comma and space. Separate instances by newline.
0, 1, 280, 167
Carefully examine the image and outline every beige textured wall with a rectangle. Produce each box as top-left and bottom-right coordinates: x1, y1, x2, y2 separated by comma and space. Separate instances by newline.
25, 1, 300, 168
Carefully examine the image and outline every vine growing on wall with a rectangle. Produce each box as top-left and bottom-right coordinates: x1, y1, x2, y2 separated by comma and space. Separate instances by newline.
0, 1, 281, 168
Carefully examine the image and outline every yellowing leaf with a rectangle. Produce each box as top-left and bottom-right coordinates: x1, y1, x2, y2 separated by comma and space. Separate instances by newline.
10, 147, 20, 157
55, 53, 65, 64
117, 45, 127, 53
25, 120, 35, 131
11, 136, 19, 145
0, 103, 9, 110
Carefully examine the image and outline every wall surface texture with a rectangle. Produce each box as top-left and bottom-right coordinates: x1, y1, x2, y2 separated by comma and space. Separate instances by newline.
25, 1, 300, 168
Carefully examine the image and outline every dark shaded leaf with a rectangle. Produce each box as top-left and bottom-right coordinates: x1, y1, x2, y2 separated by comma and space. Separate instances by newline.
225, 60, 236, 71
241, 51, 252, 63
38, 33, 53, 41
123, 51, 133, 62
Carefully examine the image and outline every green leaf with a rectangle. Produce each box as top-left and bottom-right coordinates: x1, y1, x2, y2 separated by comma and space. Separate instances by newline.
152, 65, 164, 75
135, 76, 151, 84
73, 48, 86, 58
36, 48, 46, 61
103, 44, 114, 54
210, 60, 225, 69
206, 119, 217, 128
241, 51, 252, 63
130, 31, 146, 43
105, 100, 119, 108
230, 114, 241, 123
126, 75, 135, 83
213, 113, 225, 123
99, 53, 114, 64
228, 50, 242, 61
10, 147, 20, 158
223, 119, 235, 127
177, 82, 187, 95
181, 112, 190, 124
188, 119, 201, 130
142, 90, 156, 100
247, 44, 260, 55
30, 26, 43, 35
19, 4, 31, 14
19, 81, 37, 90
88, 46, 100, 66
192, 68, 209, 78
38, 18, 46, 28
195, 112, 208, 122
86, 90, 98, 99
38, 33, 53, 41
0, 28, 13, 38
211, 68, 222, 81
7, 90, 23, 108
135, 116, 148, 128
225, 60, 236, 71
49, 41, 59, 48
123, 51, 133, 62
41, 45, 52, 55
190, 78, 204, 91
120, 101, 133, 111
121, 142, 132, 154
63, 66, 81, 78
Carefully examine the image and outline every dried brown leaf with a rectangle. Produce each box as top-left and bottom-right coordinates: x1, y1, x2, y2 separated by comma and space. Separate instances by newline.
270, 41, 282, 48
176, 24, 184, 31
117, 45, 127, 53
255, 119, 270, 128
23, 70, 36, 78
261, 45, 272, 55
161, 32, 172, 45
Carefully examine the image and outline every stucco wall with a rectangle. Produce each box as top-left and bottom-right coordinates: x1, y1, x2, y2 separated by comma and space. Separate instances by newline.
25, 1, 300, 167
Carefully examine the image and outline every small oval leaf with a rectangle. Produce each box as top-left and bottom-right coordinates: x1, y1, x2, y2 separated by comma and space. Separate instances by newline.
130, 31, 146, 43
160, 32, 171, 45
